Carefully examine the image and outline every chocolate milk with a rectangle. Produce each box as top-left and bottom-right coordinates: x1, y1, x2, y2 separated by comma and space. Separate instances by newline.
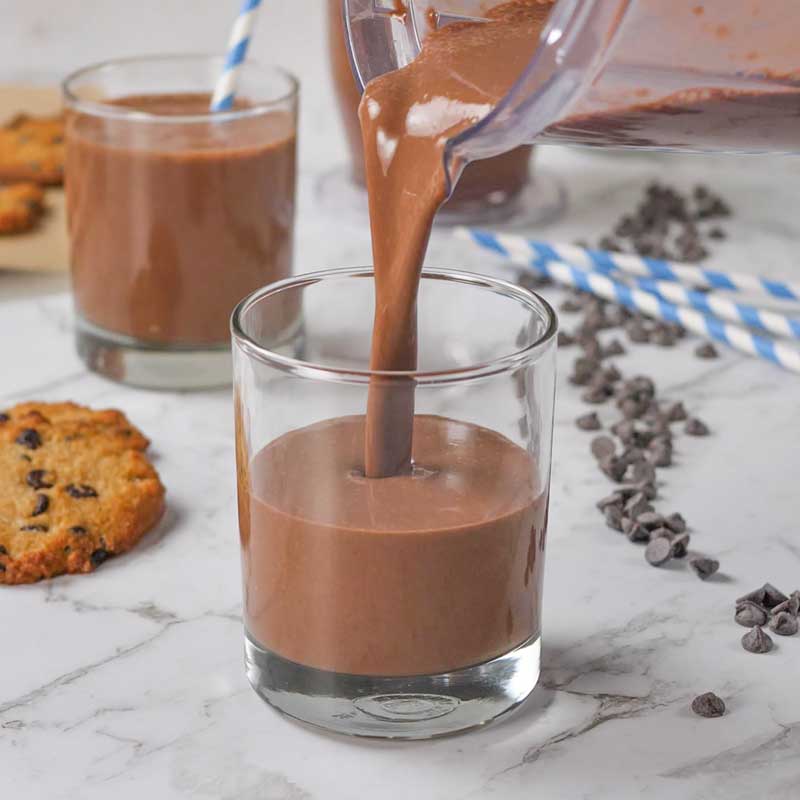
242, 415, 547, 676
544, 88, 800, 150
360, 0, 554, 475
326, 0, 535, 214
66, 93, 296, 345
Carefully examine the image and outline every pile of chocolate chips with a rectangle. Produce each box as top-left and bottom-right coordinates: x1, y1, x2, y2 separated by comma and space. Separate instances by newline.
735, 583, 800, 654
582, 182, 731, 263
561, 292, 718, 576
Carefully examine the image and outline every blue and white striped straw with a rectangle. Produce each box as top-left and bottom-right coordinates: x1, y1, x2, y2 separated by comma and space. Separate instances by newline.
459, 229, 800, 341
479, 235, 800, 302
210, 0, 263, 112
455, 228, 800, 374
634, 277, 800, 341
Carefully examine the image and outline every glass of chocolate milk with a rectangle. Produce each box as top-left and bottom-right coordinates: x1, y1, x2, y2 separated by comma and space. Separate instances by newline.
233, 267, 557, 739
63, 56, 298, 389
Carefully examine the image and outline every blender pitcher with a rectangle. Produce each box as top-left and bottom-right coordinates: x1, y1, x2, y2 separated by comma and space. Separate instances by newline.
344, 0, 800, 191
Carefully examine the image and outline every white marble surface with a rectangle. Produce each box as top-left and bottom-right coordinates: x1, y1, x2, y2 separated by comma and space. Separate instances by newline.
2, 3, 800, 798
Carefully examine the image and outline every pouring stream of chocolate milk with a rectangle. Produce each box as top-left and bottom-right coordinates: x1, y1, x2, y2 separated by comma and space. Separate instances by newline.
359, 0, 554, 477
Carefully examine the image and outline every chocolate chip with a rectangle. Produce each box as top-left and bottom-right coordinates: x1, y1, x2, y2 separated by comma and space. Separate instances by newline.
580, 336, 604, 360
651, 326, 676, 347
26, 469, 54, 490
20, 524, 48, 532
739, 583, 789, 610
771, 594, 800, 618
634, 480, 658, 500
600, 456, 628, 483
591, 436, 616, 461
0, 413, 9, 423
561, 297, 585, 313
618, 397, 648, 420
603, 339, 626, 358
645, 536, 673, 567
624, 375, 656, 399
558, 331, 576, 347
31, 493, 49, 517
604, 505, 624, 532
610, 419, 635, 443
664, 402, 688, 423
596, 492, 624, 511
625, 319, 651, 343
689, 557, 719, 580
0, 545, 6, 554
664, 513, 687, 534
69, 526, 88, 536
768, 612, 799, 636
620, 446, 646, 467
624, 492, 652, 519
626, 521, 650, 543
694, 342, 719, 359
649, 445, 672, 467
636, 511, 665, 530
90, 548, 110, 567
599, 236, 623, 252
691, 692, 725, 718
707, 227, 726, 240
670, 532, 692, 557
582, 385, 613, 404
570, 357, 601, 386
741, 625, 773, 654
66, 484, 98, 499
735, 601, 768, 628
630, 461, 656, 484
576, 412, 602, 431
16, 428, 42, 450
684, 417, 710, 436
762, 583, 789, 609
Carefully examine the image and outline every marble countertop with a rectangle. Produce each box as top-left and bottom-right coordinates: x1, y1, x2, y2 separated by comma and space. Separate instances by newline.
3, 4, 800, 797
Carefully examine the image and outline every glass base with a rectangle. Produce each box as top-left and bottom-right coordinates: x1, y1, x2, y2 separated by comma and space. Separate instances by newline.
245, 632, 541, 740
76, 314, 305, 390
75, 317, 233, 390
315, 165, 567, 229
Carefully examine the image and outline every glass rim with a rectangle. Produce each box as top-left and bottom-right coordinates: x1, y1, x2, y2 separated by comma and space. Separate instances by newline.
61, 54, 299, 124
231, 267, 558, 386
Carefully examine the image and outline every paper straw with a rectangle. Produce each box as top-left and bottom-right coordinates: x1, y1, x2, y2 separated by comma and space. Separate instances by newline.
463, 232, 800, 303
210, 0, 263, 112
455, 228, 800, 374
633, 278, 800, 341
457, 229, 800, 341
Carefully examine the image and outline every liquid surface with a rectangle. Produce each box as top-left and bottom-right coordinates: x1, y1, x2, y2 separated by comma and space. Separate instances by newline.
545, 87, 800, 151
66, 93, 297, 345
240, 415, 547, 676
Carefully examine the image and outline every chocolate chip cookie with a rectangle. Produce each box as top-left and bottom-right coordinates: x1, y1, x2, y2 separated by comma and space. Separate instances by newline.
0, 182, 45, 234
0, 113, 64, 185
0, 402, 165, 584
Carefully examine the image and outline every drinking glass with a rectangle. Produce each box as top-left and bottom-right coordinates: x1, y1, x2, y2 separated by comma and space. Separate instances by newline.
232, 267, 557, 739
63, 55, 299, 389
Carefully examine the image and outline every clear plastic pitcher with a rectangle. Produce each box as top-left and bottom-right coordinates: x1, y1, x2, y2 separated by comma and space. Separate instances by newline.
344, 0, 800, 177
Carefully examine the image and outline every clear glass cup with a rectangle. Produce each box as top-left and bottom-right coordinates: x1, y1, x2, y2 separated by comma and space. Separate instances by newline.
62, 55, 299, 389
232, 267, 557, 739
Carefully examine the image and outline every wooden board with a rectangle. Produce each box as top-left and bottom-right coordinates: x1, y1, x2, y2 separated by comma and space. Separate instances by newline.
0, 85, 68, 274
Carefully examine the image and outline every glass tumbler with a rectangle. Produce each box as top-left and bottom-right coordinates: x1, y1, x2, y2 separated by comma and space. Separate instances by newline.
63, 55, 298, 389
232, 267, 557, 739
